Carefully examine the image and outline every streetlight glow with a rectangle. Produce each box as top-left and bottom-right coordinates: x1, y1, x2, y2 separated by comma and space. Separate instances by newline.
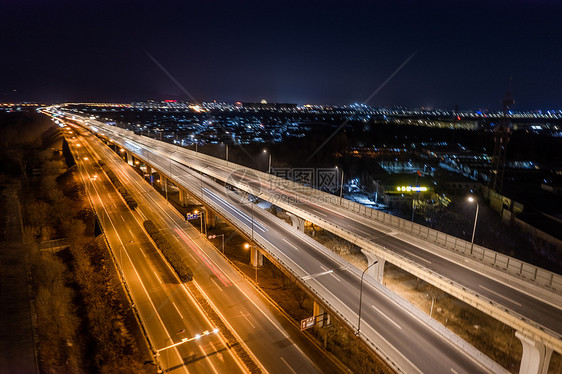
467, 196, 479, 255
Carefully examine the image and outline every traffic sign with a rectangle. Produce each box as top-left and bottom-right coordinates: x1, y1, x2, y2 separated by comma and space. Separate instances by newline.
300, 316, 315, 331
186, 213, 199, 220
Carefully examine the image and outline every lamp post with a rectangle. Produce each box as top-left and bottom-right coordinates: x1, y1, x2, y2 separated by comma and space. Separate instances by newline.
155, 328, 219, 373
208, 233, 225, 253
190, 134, 197, 153
194, 210, 207, 236
468, 196, 479, 255
263, 149, 271, 174
336, 166, 344, 205
356, 260, 378, 336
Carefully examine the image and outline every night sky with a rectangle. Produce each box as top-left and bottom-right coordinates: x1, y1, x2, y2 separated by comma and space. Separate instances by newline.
2, 0, 561, 109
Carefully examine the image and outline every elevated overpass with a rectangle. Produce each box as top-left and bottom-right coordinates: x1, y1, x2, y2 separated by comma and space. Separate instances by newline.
50, 107, 561, 373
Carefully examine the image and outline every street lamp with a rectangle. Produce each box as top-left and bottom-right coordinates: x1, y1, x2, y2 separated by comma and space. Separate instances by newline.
336, 166, 344, 205
263, 149, 271, 174
190, 134, 198, 153
194, 210, 207, 236
468, 196, 479, 255
208, 233, 225, 253
356, 260, 378, 336
155, 328, 219, 373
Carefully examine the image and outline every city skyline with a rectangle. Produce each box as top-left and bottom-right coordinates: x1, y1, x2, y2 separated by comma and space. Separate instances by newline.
2, 0, 562, 110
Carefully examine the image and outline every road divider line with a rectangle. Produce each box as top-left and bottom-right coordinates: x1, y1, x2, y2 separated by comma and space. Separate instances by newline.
403, 249, 432, 264
280, 357, 298, 374
479, 285, 522, 307
171, 301, 184, 319
371, 304, 402, 330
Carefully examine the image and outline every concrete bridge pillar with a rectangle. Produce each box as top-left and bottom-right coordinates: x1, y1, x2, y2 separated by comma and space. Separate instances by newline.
516, 332, 552, 374
160, 175, 168, 197
126, 151, 134, 166
360, 249, 385, 283
313, 301, 330, 327
204, 209, 216, 228
286, 212, 306, 232
178, 188, 187, 207
250, 246, 263, 268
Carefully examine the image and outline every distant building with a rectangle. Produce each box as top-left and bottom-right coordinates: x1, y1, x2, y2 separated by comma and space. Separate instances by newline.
242, 102, 297, 111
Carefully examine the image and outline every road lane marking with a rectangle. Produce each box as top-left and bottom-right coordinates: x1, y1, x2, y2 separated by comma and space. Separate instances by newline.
209, 341, 224, 363
371, 304, 402, 330
210, 277, 223, 291
354, 227, 371, 235
153, 270, 162, 283
320, 266, 340, 282
175, 228, 232, 287
302, 269, 334, 280
198, 344, 220, 374
450, 368, 459, 374
282, 238, 299, 252
171, 301, 184, 319
280, 357, 297, 374
240, 312, 256, 329
403, 249, 432, 264
312, 209, 327, 217
479, 285, 522, 307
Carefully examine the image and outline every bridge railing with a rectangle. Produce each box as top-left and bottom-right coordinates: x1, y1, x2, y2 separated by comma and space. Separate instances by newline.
87, 119, 562, 295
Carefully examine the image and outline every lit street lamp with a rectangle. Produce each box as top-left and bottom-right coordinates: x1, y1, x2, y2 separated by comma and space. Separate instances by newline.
194, 210, 207, 236
208, 233, 225, 253
155, 328, 219, 373
468, 196, 479, 255
336, 166, 344, 204
356, 260, 378, 336
190, 134, 198, 153
263, 149, 271, 174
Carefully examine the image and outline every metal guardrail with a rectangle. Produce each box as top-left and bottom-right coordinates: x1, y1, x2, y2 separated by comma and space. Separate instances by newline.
78, 117, 562, 354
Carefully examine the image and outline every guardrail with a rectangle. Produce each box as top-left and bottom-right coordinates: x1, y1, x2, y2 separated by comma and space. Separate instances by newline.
162, 143, 562, 296
75, 118, 543, 368
81, 117, 562, 303
173, 166, 512, 373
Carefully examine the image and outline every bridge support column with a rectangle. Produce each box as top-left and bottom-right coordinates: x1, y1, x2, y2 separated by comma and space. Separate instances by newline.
204, 209, 216, 229
516, 332, 552, 374
360, 250, 385, 283
313, 301, 330, 327
146, 164, 152, 175
160, 176, 168, 197
287, 212, 305, 232
178, 188, 187, 207
250, 247, 263, 268
126, 151, 134, 166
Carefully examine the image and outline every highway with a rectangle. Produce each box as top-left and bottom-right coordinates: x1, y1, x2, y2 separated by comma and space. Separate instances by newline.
112, 121, 562, 344
66, 125, 507, 372
71, 126, 338, 373
80, 114, 562, 344
66, 130, 248, 373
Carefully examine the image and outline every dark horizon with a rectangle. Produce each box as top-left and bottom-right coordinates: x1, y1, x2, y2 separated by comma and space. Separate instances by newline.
2, 0, 561, 110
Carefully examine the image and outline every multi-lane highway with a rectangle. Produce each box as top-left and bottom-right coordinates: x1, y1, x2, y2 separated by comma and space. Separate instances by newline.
70, 125, 340, 373
62, 121, 509, 372
66, 131, 247, 373
79, 114, 562, 351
